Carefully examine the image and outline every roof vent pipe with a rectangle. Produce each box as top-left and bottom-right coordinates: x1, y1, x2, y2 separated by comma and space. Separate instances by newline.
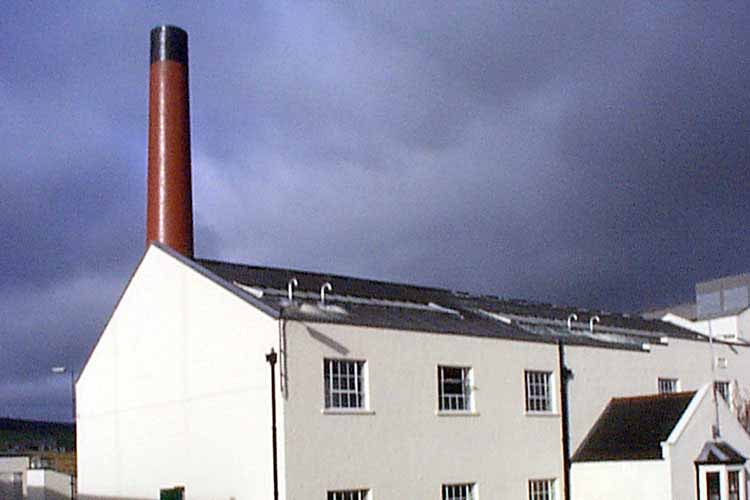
567, 314, 578, 332
589, 315, 600, 333
287, 278, 298, 302
320, 282, 332, 306
146, 25, 194, 257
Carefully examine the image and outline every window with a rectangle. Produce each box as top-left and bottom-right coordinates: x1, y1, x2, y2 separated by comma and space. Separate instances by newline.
698, 465, 745, 500
327, 490, 369, 500
438, 366, 472, 411
715, 381, 730, 402
658, 378, 679, 394
707, 472, 721, 500
525, 370, 553, 413
442, 483, 475, 500
729, 470, 740, 500
529, 479, 556, 500
324, 359, 366, 410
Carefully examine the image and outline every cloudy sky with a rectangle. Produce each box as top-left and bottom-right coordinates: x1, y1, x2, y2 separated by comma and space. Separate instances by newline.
2, 2, 749, 421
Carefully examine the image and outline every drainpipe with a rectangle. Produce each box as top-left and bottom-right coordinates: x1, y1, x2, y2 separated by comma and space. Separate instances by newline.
266, 348, 279, 500
557, 340, 573, 500
707, 321, 721, 439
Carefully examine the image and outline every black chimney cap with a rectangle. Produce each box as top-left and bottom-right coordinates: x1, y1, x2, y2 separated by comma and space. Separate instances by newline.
150, 25, 188, 64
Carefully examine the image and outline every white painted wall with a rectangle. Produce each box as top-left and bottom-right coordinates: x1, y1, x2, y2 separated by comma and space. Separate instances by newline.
281, 320, 564, 498
27, 469, 72, 500
76, 244, 750, 499
0, 456, 29, 474
0, 456, 28, 500
76, 246, 282, 500
666, 386, 750, 500
571, 460, 669, 500
739, 309, 750, 340
661, 312, 745, 341
566, 338, 750, 452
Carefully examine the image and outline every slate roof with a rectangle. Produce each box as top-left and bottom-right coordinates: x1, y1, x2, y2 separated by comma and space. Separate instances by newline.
192, 257, 708, 350
695, 441, 747, 465
572, 391, 696, 462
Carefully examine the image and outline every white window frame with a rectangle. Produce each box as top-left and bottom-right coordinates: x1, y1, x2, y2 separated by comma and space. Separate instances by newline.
324, 358, 367, 411
442, 482, 476, 500
528, 479, 557, 500
714, 381, 731, 404
438, 365, 474, 413
525, 370, 555, 414
658, 377, 679, 394
698, 464, 746, 500
327, 489, 369, 500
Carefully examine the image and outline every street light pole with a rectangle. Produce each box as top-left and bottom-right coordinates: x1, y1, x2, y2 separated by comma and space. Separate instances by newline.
51, 366, 76, 499
51, 367, 76, 432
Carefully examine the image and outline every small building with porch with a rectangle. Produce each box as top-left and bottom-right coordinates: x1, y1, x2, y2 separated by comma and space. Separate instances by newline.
572, 385, 750, 500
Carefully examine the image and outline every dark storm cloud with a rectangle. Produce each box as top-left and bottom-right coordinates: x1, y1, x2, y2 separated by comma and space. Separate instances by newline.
2, 1, 748, 419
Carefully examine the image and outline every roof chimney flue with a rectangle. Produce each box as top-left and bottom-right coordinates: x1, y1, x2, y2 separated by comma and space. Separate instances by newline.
147, 25, 194, 258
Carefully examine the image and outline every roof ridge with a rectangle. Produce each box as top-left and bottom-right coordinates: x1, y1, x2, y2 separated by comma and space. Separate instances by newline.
195, 258, 459, 295
612, 391, 697, 403
196, 258, 711, 340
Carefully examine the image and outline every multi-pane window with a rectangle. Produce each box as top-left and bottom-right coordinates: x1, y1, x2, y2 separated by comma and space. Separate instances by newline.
658, 378, 679, 394
327, 490, 368, 500
438, 366, 472, 411
707, 472, 720, 500
525, 370, 553, 413
529, 479, 556, 500
715, 381, 730, 402
324, 359, 365, 410
729, 470, 740, 500
442, 483, 475, 500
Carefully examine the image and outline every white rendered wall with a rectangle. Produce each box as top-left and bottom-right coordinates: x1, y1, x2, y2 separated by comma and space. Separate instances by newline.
661, 313, 709, 334
739, 309, 750, 339
666, 388, 750, 500
0, 456, 28, 499
702, 316, 740, 340
661, 312, 743, 341
27, 469, 72, 500
281, 321, 564, 498
0, 456, 29, 474
76, 246, 281, 500
566, 338, 750, 451
571, 460, 669, 500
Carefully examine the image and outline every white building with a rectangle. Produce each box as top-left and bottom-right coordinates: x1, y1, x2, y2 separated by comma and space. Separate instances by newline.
76, 25, 750, 500
0, 455, 73, 500
572, 385, 750, 500
645, 274, 750, 342
76, 244, 750, 500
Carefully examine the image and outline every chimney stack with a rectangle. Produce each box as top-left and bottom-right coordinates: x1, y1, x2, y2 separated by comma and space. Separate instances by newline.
147, 25, 194, 257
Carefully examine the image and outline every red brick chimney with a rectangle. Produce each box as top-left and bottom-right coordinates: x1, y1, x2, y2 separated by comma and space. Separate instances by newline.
146, 25, 194, 257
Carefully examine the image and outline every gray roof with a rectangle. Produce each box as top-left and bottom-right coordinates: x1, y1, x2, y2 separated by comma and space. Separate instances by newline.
572, 392, 696, 462
192, 257, 709, 351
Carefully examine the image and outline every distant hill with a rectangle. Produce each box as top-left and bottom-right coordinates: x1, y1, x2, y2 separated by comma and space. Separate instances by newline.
0, 418, 74, 452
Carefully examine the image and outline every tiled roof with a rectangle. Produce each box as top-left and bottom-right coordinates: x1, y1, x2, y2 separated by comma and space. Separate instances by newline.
572, 391, 696, 462
193, 257, 707, 350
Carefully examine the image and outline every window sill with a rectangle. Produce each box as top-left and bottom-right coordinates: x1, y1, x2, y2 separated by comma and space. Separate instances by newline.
524, 411, 560, 418
436, 410, 480, 417
322, 409, 376, 416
